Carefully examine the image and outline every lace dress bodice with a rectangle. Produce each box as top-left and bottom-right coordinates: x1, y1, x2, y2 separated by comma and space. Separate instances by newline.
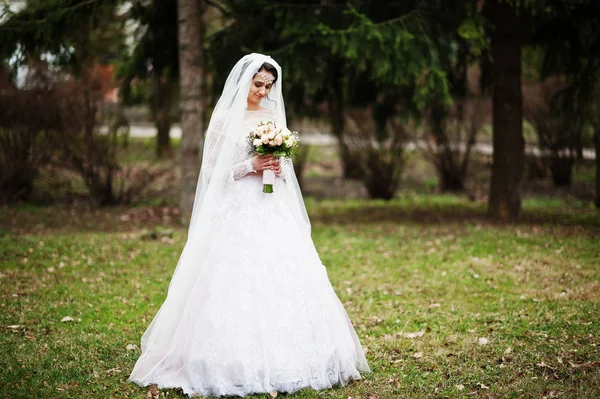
231, 108, 278, 180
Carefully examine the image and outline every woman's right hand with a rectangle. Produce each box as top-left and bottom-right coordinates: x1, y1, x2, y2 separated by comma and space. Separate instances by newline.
251, 154, 276, 172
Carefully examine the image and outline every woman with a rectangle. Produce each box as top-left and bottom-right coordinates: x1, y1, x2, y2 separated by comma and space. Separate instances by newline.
129, 53, 370, 397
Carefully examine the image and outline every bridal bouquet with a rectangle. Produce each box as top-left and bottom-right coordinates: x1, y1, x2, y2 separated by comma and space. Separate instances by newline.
247, 120, 299, 193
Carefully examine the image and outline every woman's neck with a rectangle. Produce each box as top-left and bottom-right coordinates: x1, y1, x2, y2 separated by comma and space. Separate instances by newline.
247, 103, 264, 111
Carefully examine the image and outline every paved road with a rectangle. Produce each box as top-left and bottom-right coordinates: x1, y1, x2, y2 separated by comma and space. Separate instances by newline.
129, 124, 335, 145
128, 124, 596, 160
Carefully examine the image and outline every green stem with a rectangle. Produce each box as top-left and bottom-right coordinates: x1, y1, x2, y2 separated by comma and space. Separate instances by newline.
263, 184, 274, 193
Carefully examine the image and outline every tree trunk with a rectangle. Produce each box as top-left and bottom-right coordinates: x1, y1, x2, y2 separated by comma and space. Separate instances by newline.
549, 155, 574, 187
177, 0, 204, 223
595, 127, 600, 209
487, 1, 524, 221
438, 160, 465, 192
526, 155, 547, 181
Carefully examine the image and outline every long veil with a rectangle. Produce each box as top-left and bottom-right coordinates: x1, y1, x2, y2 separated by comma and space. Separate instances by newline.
135, 53, 310, 358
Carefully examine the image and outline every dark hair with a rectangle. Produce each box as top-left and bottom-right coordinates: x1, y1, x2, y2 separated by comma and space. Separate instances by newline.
256, 62, 278, 84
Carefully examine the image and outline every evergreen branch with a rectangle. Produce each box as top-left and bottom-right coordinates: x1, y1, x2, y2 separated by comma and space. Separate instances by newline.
59, 0, 103, 13
1, 0, 103, 26
264, 3, 346, 10
376, 10, 427, 28
317, 8, 428, 36
206, 0, 232, 17
263, 39, 299, 56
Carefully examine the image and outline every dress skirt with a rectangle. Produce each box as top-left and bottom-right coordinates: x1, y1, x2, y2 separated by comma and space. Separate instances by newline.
129, 174, 370, 397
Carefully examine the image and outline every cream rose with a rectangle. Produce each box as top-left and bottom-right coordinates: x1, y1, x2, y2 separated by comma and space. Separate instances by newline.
274, 134, 283, 146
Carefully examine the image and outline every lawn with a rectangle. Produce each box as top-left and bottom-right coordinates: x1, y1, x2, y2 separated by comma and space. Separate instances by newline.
1, 195, 599, 399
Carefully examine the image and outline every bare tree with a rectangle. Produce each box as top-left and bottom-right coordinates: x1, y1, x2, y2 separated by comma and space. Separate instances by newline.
345, 108, 407, 200
424, 97, 488, 192
524, 77, 581, 187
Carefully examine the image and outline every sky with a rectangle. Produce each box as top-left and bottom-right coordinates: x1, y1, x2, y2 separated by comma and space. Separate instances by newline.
6, 0, 26, 13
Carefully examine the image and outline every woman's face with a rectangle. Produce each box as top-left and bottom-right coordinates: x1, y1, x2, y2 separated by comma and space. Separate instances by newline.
247, 70, 274, 107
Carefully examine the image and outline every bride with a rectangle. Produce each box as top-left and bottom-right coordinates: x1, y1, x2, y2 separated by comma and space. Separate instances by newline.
129, 53, 370, 397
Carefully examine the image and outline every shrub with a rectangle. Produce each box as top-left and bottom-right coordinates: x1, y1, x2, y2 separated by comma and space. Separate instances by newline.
0, 63, 143, 205
524, 77, 580, 187
422, 98, 488, 192
0, 68, 63, 203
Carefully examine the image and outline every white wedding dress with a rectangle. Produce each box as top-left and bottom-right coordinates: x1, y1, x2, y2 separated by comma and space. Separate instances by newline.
129, 101, 369, 397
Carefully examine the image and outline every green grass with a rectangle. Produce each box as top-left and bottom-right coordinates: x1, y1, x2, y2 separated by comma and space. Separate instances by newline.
1, 196, 599, 399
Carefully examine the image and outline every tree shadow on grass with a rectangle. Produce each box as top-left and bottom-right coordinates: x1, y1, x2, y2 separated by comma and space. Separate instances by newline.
0, 204, 183, 236
310, 201, 600, 233
1, 198, 599, 236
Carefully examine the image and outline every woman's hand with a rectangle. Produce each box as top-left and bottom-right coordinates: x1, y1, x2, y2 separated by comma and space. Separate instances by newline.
251, 155, 282, 175
251, 154, 276, 171
271, 158, 282, 175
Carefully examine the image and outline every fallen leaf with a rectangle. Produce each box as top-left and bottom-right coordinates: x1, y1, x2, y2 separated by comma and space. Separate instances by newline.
479, 383, 489, 389
61, 316, 74, 323
429, 303, 441, 309
413, 352, 423, 359
478, 337, 489, 345
402, 330, 425, 339
269, 391, 278, 398
146, 384, 159, 399
106, 367, 121, 374
456, 384, 464, 391
504, 347, 512, 355
126, 344, 138, 351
